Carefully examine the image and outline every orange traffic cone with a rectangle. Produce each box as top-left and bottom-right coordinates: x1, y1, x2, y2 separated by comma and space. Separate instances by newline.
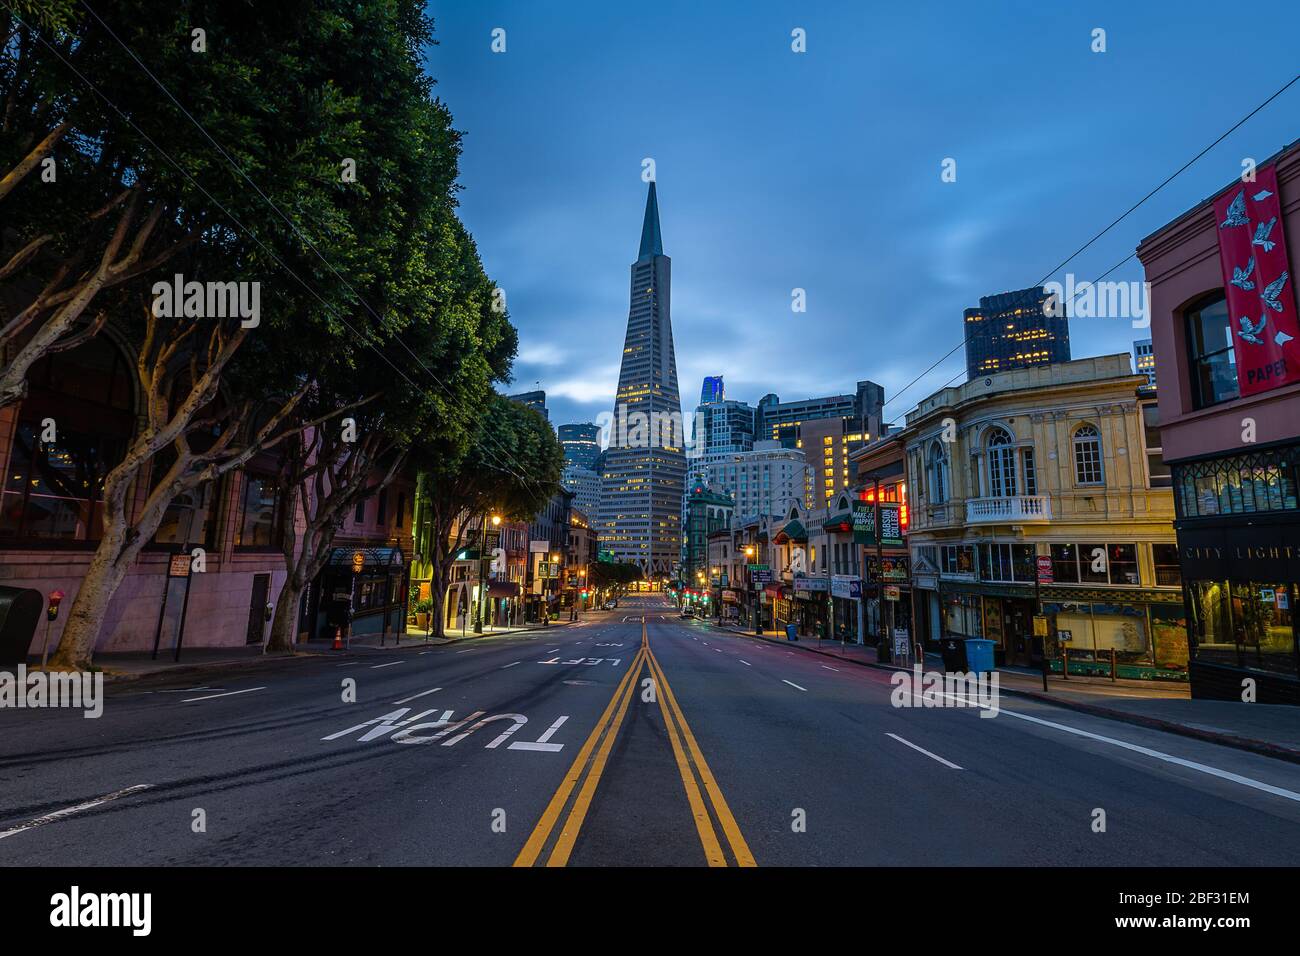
332, 626, 344, 651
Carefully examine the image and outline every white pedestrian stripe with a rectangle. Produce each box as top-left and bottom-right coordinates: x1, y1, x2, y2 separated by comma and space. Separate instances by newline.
0, 785, 153, 841
782, 680, 807, 692
391, 687, 443, 705
181, 687, 266, 703
886, 733, 962, 770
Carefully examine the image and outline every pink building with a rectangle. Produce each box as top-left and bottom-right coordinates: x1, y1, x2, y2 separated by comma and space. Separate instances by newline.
1137, 139, 1300, 703
0, 325, 411, 660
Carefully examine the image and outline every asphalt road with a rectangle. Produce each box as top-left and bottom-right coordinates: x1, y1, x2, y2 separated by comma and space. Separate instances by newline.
2, 595, 1299, 866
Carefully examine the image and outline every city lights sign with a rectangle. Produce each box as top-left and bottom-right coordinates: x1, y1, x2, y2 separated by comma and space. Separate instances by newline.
1214, 166, 1298, 396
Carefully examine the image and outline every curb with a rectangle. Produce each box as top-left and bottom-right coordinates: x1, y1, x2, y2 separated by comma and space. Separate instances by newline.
705, 620, 1300, 766
98, 620, 577, 684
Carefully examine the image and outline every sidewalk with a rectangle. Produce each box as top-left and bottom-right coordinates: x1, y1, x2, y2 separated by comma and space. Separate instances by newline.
72, 617, 586, 683
705, 618, 1300, 764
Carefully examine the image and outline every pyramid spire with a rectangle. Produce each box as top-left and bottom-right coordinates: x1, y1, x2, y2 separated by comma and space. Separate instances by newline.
637, 181, 663, 261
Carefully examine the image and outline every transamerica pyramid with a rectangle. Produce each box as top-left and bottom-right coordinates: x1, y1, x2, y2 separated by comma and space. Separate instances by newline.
597, 181, 686, 581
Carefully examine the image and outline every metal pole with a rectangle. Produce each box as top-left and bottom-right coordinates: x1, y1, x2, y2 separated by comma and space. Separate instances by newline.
1036, 571, 1047, 692
474, 512, 486, 634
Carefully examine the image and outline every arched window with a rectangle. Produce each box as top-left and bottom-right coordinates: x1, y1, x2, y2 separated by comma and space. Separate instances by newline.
927, 440, 948, 504
1073, 424, 1104, 485
1, 337, 134, 542
986, 427, 1017, 498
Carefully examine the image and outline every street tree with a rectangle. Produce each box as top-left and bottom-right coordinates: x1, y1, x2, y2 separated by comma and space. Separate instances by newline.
43, 0, 491, 668
415, 394, 564, 639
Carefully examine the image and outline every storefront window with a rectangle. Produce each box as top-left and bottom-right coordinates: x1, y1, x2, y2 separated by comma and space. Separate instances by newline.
1190, 580, 1297, 676
1152, 544, 1181, 587
1174, 447, 1299, 518
978, 542, 1035, 582
1052, 542, 1139, 585
1050, 544, 1079, 583
1230, 582, 1296, 675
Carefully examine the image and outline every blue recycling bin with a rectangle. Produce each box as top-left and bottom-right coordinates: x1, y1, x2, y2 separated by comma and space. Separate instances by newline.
964, 638, 995, 674
785, 623, 798, 641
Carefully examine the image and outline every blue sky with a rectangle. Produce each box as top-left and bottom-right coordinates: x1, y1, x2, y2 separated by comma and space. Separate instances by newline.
424, 0, 1300, 433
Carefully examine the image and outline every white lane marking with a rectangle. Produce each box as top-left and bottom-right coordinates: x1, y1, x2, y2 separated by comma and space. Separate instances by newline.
392, 687, 443, 705
715, 648, 723, 653
371, 661, 403, 669
181, 687, 265, 703
0, 785, 154, 841
738, 660, 751, 666
455, 649, 474, 654
782, 680, 807, 692
507, 715, 570, 751
934, 691, 1300, 803
500, 661, 521, 669
336, 662, 361, 667
821, 665, 840, 672
886, 733, 963, 770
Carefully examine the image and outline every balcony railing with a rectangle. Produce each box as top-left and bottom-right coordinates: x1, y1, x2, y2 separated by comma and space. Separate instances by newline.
965, 495, 1052, 524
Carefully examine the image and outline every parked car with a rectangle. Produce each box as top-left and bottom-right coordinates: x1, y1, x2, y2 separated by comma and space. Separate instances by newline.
679, 606, 694, 618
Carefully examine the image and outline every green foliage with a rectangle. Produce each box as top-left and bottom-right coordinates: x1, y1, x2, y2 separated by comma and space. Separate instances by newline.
416, 393, 565, 554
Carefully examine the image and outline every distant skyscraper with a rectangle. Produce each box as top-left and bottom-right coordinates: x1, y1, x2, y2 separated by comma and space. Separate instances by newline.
558, 423, 600, 470
507, 389, 548, 419
561, 462, 602, 516
597, 181, 686, 578
700, 375, 725, 406
753, 381, 883, 503
1133, 338, 1157, 388
963, 286, 1070, 379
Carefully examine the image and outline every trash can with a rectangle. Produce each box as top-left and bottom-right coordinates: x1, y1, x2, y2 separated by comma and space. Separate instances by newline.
964, 638, 996, 674
0, 586, 43, 666
939, 636, 968, 671
785, 623, 798, 641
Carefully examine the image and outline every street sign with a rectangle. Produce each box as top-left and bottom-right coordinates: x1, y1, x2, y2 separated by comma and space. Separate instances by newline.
852, 500, 872, 544
1036, 555, 1054, 584
831, 575, 861, 599
878, 503, 903, 546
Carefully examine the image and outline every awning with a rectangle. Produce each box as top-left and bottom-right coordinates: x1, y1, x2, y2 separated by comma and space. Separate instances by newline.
775, 519, 807, 543
327, 546, 404, 570
822, 513, 852, 532
487, 581, 520, 598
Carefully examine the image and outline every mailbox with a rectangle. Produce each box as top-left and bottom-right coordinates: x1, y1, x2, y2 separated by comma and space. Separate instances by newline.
0, 586, 44, 666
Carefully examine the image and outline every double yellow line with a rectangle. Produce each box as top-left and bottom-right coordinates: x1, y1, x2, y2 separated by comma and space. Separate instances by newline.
645, 635, 756, 867
513, 619, 754, 867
